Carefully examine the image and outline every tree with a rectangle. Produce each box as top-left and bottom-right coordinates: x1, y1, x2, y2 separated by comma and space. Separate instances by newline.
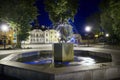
100, 0, 113, 35
99, 0, 120, 44
44, 0, 79, 23
109, 0, 120, 38
0, 0, 38, 48
44, 0, 79, 42
86, 13, 101, 35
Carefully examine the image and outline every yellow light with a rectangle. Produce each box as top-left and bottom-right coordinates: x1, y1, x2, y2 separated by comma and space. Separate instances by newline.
95, 34, 98, 38
9, 34, 12, 37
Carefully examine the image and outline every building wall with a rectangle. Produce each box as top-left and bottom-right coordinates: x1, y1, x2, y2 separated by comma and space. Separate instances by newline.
28, 29, 59, 44
49, 30, 58, 43
44, 30, 50, 43
0, 29, 14, 45
30, 29, 45, 44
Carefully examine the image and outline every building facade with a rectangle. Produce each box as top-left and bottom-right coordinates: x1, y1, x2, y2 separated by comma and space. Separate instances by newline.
0, 28, 14, 45
30, 29, 44, 44
26, 29, 59, 44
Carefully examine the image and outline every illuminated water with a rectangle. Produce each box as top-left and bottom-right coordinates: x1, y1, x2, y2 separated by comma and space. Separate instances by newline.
17, 51, 111, 67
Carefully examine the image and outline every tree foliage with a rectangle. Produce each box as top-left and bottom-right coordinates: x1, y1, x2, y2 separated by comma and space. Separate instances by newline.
44, 0, 79, 23
86, 13, 101, 35
0, 0, 38, 47
109, 0, 120, 38
100, 0, 113, 35
44, 0, 79, 42
100, 0, 120, 44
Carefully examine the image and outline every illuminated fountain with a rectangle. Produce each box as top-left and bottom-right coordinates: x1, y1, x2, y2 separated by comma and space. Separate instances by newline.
0, 23, 113, 80
56, 23, 73, 43
16, 50, 111, 67
16, 23, 108, 67
53, 23, 74, 65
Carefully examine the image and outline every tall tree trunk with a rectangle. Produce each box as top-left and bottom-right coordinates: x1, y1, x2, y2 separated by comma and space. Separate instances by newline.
16, 29, 21, 48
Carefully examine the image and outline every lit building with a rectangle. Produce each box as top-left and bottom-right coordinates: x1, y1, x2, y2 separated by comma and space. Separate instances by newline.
44, 30, 49, 43
48, 29, 59, 43
27, 28, 59, 44
0, 28, 14, 45
30, 29, 45, 44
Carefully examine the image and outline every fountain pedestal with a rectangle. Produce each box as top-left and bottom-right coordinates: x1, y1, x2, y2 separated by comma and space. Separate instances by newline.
53, 43, 74, 62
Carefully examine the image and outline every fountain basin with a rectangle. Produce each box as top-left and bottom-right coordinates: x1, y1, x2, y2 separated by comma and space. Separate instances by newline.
0, 50, 120, 80
15, 50, 111, 67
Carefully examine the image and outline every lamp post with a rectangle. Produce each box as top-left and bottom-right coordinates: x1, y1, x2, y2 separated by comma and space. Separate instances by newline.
104, 33, 109, 47
85, 26, 92, 47
1, 24, 9, 49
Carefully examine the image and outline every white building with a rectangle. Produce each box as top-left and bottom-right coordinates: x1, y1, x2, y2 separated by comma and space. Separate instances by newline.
44, 30, 49, 43
22, 27, 82, 44
48, 29, 59, 43
24, 29, 59, 44
30, 29, 44, 44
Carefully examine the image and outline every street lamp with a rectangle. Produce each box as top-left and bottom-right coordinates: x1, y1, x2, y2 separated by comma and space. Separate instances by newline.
85, 26, 92, 47
105, 33, 109, 37
85, 26, 91, 32
0, 24, 9, 49
105, 33, 109, 46
103, 33, 110, 47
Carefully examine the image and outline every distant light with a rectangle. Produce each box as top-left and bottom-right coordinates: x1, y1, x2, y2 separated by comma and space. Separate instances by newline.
95, 34, 98, 38
85, 26, 91, 32
1, 24, 9, 32
57, 31, 60, 37
9, 34, 12, 37
105, 33, 109, 37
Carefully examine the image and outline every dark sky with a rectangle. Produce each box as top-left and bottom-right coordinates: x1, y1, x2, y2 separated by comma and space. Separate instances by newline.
36, 0, 102, 34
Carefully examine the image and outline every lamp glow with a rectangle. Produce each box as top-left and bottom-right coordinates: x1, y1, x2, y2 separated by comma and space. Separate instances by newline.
57, 31, 60, 37
105, 33, 109, 37
85, 26, 91, 32
1, 24, 9, 32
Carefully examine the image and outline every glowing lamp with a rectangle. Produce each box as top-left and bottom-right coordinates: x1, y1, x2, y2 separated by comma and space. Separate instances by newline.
105, 33, 109, 37
85, 26, 91, 32
1, 24, 9, 32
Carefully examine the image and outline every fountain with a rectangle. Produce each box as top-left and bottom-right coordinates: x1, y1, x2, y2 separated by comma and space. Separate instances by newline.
0, 22, 117, 80
0, 47, 116, 80
53, 23, 74, 64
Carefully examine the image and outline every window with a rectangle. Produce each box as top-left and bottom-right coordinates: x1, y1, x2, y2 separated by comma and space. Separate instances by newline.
36, 34, 38, 37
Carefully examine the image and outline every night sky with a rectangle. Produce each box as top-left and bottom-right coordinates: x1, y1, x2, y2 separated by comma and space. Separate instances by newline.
36, 0, 102, 35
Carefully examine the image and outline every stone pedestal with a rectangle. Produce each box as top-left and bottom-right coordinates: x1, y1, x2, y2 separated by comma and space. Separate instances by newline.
53, 43, 74, 62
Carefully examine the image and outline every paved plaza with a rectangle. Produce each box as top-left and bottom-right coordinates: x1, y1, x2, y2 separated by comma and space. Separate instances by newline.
0, 44, 120, 80
0, 44, 119, 54
0, 44, 120, 57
